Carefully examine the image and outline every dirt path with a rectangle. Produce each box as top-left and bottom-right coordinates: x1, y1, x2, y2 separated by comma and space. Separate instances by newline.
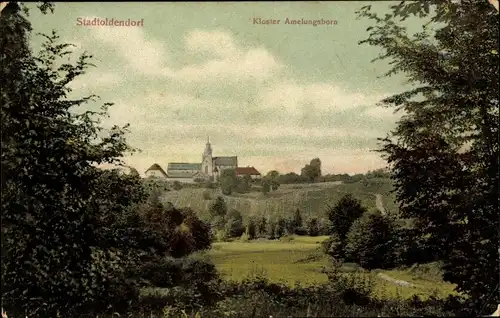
375, 194, 386, 215
377, 273, 414, 287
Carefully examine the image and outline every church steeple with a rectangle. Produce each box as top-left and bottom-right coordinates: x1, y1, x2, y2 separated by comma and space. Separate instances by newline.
203, 136, 212, 157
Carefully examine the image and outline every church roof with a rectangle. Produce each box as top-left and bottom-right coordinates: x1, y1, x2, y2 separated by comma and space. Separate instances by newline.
213, 156, 237, 166
145, 163, 168, 177
235, 166, 261, 176
167, 163, 202, 171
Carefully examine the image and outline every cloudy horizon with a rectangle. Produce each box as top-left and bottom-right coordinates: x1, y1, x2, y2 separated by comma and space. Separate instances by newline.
27, 2, 418, 176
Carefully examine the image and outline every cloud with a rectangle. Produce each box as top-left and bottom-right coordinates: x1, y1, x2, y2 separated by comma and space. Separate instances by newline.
86, 25, 283, 82
85, 16, 171, 76
259, 81, 389, 114
184, 29, 239, 58
68, 71, 123, 92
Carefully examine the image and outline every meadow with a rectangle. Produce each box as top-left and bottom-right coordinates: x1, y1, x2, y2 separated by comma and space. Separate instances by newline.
207, 235, 457, 301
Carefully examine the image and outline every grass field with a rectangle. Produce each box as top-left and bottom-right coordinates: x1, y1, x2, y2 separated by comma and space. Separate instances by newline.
207, 236, 457, 301
162, 179, 398, 221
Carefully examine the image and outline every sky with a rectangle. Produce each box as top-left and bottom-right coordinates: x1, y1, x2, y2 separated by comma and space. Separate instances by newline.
26, 2, 423, 176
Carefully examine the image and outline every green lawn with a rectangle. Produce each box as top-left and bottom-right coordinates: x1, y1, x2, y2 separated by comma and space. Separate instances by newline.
207, 236, 457, 300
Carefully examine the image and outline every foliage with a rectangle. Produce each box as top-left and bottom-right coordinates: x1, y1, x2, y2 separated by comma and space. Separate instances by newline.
208, 196, 227, 219
300, 158, 322, 182
357, 0, 499, 313
261, 181, 270, 194
235, 175, 251, 194
326, 194, 366, 240
224, 209, 245, 238
172, 181, 183, 191
293, 208, 303, 228
202, 190, 211, 200
219, 169, 237, 195
321, 233, 344, 260
263, 170, 280, 191
306, 217, 320, 237
345, 213, 395, 270
245, 217, 257, 239
0, 3, 152, 316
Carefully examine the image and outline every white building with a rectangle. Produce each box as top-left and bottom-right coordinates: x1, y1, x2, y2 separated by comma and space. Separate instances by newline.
144, 138, 240, 183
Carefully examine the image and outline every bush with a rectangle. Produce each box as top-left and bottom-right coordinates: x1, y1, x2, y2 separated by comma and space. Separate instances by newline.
345, 213, 395, 269
203, 190, 211, 200
240, 232, 250, 242
172, 181, 183, 190
326, 194, 366, 239
321, 233, 344, 260
246, 217, 257, 240
306, 217, 320, 237
214, 229, 228, 242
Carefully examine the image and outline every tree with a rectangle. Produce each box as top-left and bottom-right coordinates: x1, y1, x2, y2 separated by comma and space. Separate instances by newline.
301, 158, 322, 182
326, 194, 366, 240
235, 175, 251, 193
345, 213, 395, 270
246, 217, 257, 240
225, 209, 245, 238
0, 3, 150, 315
172, 180, 183, 190
357, 1, 499, 313
306, 217, 320, 237
293, 208, 303, 228
275, 216, 287, 238
219, 169, 238, 195
256, 216, 268, 237
264, 170, 280, 191
209, 196, 227, 219
261, 181, 271, 195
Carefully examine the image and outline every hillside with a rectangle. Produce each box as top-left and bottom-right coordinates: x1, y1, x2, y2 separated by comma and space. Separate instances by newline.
161, 179, 398, 221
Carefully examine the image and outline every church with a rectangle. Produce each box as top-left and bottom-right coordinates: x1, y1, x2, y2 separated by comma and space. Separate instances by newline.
145, 138, 260, 183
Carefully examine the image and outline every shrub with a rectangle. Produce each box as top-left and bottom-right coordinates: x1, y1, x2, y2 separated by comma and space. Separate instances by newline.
306, 217, 320, 237
345, 213, 395, 269
246, 217, 257, 240
321, 233, 344, 260
326, 194, 366, 239
240, 232, 250, 242
172, 181, 183, 190
202, 190, 211, 200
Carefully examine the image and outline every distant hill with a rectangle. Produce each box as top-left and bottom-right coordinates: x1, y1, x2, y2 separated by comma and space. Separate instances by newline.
161, 178, 398, 221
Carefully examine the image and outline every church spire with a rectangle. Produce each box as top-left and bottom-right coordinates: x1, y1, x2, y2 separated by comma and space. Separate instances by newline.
203, 136, 212, 157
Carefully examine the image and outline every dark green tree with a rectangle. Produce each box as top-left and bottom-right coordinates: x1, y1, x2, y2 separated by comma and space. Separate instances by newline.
225, 209, 245, 238
209, 196, 227, 219
326, 194, 366, 240
301, 158, 322, 182
293, 208, 303, 228
246, 217, 257, 240
261, 181, 271, 195
358, 1, 499, 313
345, 213, 395, 269
0, 2, 149, 315
306, 217, 320, 237
219, 169, 238, 195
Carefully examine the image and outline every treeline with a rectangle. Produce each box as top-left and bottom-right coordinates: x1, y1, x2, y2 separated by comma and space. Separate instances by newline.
203, 196, 332, 241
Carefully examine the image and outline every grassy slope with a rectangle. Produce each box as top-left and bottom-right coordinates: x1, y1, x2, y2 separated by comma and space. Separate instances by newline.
162, 179, 396, 221
207, 236, 456, 300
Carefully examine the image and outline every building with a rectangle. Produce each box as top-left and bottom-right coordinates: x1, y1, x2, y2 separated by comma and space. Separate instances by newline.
235, 166, 262, 179
145, 138, 241, 183
165, 163, 203, 183
145, 163, 168, 178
